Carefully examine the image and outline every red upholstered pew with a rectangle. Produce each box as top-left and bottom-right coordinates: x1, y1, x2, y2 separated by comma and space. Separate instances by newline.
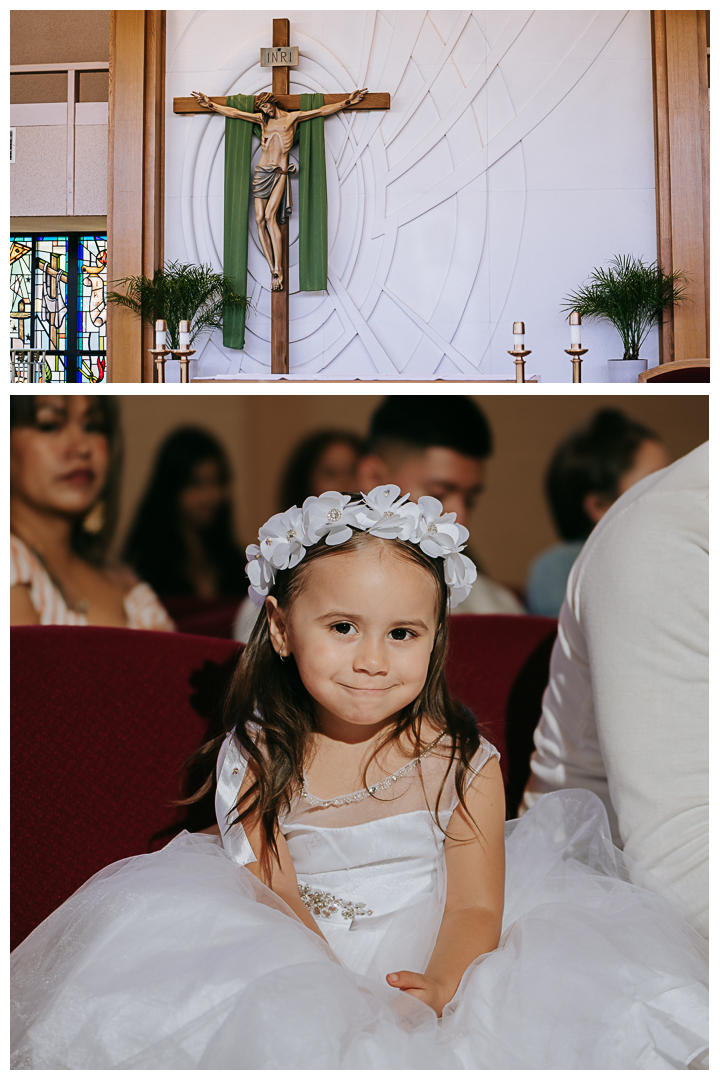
160, 595, 244, 639
11, 615, 556, 950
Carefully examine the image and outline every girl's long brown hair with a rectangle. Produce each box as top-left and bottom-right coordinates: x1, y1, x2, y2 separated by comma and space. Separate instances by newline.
189, 527, 483, 872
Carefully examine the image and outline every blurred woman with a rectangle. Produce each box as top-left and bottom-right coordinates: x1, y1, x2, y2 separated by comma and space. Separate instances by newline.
10, 395, 173, 630
526, 409, 670, 617
279, 429, 362, 510
124, 427, 246, 600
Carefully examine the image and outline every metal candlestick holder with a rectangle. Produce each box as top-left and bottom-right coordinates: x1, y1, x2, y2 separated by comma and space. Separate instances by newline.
150, 319, 170, 382
508, 321, 531, 382
508, 348, 532, 382
169, 321, 195, 383
565, 346, 588, 383
170, 346, 196, 383
150, 347, 170, 382
566, 312, 587, 383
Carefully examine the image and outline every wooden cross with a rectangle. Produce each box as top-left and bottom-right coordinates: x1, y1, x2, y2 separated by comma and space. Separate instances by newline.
173, 18, 390, 375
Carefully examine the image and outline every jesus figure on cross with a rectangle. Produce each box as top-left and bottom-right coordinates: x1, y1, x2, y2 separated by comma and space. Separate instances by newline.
191, 88, 368, 292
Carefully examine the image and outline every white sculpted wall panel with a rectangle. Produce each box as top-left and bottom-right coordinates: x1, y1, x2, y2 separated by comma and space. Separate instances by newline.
164, 10, 657, 381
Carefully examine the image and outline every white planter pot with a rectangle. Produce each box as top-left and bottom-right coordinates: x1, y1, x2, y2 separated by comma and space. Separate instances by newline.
607, 358, 648, 383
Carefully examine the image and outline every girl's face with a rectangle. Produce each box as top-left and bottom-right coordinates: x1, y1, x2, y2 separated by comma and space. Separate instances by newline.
267, 545, 439, 736
10, 396, 109, 517
179, 459, 228, 527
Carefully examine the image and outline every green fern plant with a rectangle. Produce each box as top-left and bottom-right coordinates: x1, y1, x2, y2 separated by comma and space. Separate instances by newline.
561, 255, 687, 360
108, 261, 250, 349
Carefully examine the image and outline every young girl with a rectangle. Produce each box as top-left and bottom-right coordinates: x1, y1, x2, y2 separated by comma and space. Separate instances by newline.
11, 488, 708, 1069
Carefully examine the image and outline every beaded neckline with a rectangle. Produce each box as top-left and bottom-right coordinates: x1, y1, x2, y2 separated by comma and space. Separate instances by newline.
299, 731, 448, 808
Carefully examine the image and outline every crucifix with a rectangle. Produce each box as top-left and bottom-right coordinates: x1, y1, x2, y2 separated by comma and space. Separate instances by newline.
173, 18, 390, 374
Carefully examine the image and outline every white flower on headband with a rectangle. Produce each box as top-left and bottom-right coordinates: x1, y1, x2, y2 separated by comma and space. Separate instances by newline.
353, 484, 419, 540
303, 492, 357, 546
258, 507, 308, 570
245, 543, 276, 606
361, 484, 408, 515
443, 551, 478, 606
245, 486, 477, 609
416, 496, 469, 558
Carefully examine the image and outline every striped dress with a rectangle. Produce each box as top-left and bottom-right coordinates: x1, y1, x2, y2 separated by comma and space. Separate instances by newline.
10, 535, 175, 631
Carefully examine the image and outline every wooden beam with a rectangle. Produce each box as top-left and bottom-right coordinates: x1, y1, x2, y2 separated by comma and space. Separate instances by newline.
272, 18, 290, 95
651, 11, 673, 364
271, 18, 290, 375
108, 10, 144, 382
173, 93, 391, 115
697, 9, 710, 357
141, 10, 166, 382
651, 10, 709, 363
108, 10, 165, 383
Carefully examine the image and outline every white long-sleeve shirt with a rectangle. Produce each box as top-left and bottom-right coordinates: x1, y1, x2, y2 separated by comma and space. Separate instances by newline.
522, 443, 708, 936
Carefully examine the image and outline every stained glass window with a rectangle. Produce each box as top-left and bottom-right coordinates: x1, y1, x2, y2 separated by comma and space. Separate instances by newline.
10, 233, 107, 383
10, 238, 32, 350
77, 235, 107, 382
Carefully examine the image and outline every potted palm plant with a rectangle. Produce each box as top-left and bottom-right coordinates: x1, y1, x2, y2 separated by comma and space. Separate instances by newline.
108, 261, 250, 354
561, 255, 686, 382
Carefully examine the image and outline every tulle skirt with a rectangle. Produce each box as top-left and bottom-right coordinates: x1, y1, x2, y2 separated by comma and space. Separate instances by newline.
11, 790, 708, 1070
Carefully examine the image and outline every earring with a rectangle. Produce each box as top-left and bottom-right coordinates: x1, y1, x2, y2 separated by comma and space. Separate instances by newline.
278, 651, 290, 662
82, 500, 105, 535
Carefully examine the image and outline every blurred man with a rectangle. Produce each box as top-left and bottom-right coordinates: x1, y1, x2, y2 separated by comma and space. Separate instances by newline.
356, 396, 523, 615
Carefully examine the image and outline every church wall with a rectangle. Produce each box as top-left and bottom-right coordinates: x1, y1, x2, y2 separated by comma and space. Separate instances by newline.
164, 10, 659, 383
10, 112, 108, 218
10, 125, 68, 217
10, 10, 110, 67
10, 10, 109, 221
74, 126, 109, 216
9, 114, 108, 217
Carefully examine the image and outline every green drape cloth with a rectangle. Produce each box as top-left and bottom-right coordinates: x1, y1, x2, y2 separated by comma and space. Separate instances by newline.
298, 93, 328, 293
222, 92, 329, 350
223, 95, 259, 350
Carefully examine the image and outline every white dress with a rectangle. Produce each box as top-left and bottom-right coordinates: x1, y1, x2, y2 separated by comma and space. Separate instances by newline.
11, 731, 708, 1070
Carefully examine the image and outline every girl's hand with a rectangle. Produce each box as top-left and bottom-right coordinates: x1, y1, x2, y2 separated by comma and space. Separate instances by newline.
386, 970, 454, 1017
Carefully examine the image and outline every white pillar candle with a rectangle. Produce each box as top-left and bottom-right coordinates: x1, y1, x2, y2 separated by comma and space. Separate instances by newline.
179, 320, 191, 349
154, 319, 166, 349
569, 312, 582, 345
513, 321, 525, 349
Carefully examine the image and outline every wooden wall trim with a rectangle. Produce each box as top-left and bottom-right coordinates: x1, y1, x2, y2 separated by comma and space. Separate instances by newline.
141, 11, 165, 381
698, 10, 710, 354
651, 10, 709, 363
107, 10, 165, 382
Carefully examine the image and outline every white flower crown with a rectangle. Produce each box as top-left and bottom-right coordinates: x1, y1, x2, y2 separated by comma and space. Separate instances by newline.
245, 485, 477, 610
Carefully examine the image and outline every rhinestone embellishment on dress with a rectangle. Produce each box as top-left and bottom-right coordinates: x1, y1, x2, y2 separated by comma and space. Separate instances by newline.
299, 732, 446, 809
298, 883, 373, 920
